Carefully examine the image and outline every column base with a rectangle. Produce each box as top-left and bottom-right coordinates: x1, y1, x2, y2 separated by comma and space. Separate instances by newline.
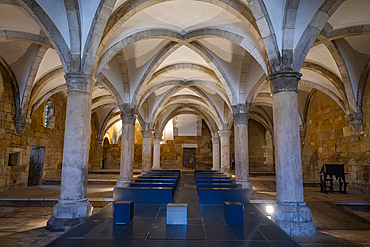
236, 180, 253, 190
212, 167, 220, 171
116, 178, 132, 187
152, 166, 161, 170
272, 202, 317, 236
47, 200, 93, 231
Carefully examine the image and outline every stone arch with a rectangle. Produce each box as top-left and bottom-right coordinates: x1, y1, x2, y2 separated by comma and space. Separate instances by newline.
0, 55, 20, 116
28, 66, 65, 118
151, 63, 220, 84
16, 0, 71, 71
316, 34, 357, 113
82, 0, 116, 75
0, 30, 48, 45
246, 0, 280, 73
138, 80, 226, 110
64, 0, 81, 72
293, 0, 345, 71
99, 110, 122, 142
155, 107, 217, 136
96, 73, 124, 106
100, 0, 262, 56
357, 58, 370, 111
30, 84, 67, 116
299, 80, 346, 113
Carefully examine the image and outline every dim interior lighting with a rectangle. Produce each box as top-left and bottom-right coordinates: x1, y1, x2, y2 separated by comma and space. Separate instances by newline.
266, 205, 274, 214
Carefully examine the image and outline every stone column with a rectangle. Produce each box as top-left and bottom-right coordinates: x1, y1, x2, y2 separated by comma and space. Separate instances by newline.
211, 134, 220, 171
233, 104, 252, 190
218, 130, 231, 176
269, 71, 316, 236
141, 129, 152, 173
152, 136, 161, 170
116, 104, 136, 187
47, 73, 93, 231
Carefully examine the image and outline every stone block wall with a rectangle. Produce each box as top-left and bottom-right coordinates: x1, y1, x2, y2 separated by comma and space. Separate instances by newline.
248, 120, 275, 172
0, 75, 66, 191
89, 112, 102, 170
302, 90, 370, 194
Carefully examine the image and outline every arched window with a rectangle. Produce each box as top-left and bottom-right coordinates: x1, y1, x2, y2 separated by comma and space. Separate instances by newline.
44, 100, 55, 128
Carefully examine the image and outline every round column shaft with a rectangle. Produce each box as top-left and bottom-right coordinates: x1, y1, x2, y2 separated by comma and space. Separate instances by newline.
233, 109, 252, 190
152, 137, 161, 170
116, 105, 136, 187
141, 129, 152, 173
219, 130, 231, 176
47, 73, 93, 231
270, 71, 316, 236
212, 135, 220, 171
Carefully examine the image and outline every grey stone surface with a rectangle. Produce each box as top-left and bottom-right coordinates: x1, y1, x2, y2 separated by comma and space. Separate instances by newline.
218, 130, 231, 175
141, 129, 152, 173
212, 135, 220, 171
152, 137, 161, 170
48, 73, 93, 231
270, 72, 316, 236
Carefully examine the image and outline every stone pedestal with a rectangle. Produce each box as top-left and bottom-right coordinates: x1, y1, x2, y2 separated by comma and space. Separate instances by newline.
269, 71, 316, 236
116, 104, 136, 187
212, 135, 220, 171
141, 129, 152, 173
47, 73, 93, 231
219, 130, 231, 176
233, 105, 252, 190
152, 137, 161, 170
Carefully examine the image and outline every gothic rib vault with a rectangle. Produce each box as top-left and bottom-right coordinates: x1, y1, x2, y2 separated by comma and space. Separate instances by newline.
0, 0, 370, 237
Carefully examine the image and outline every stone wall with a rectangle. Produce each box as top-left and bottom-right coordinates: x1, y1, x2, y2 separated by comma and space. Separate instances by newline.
88, 112, 102, 170
248, 120, 275, 172
302, 90, 370, 194
0, 74, 66, 191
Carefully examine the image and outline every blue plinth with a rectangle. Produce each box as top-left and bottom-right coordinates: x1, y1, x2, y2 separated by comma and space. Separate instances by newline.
166, 203, 188, 225
225, 202, 244, 225
113, 201, 134, 224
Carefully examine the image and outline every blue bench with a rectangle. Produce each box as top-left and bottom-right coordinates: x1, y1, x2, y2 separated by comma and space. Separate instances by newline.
195, 179, 235, 185
198, 188, 250, 204
137, 175, 179, 180
133, 179, 177, 184
113, 187, 173, 203
127, 182, 176, 194
197, 183, 242, 191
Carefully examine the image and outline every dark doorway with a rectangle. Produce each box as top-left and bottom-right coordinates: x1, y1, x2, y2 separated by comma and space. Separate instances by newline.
183, 148, 196, 168
28, 146, 45, 186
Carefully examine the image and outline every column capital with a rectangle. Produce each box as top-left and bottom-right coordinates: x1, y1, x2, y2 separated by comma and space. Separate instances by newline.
212, 136, 220, 144
119, 103, 136, 125
233, 113, 249, 125
65, 72, 92, 93
153, 138, 161, 144
141, 129, 153, 138
268, 71, 301, 94
218, 129, 231, 138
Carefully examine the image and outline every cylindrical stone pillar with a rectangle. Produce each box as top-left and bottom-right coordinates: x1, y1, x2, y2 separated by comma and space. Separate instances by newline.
116, 107, 136, 187
233, 111, 252, 190
218, 130, 231, 176
212, 135, 220, 171
141, 129, 152, 173
47, 73, 93, 231
270, 71, 316, 236
152, 137, 161, 170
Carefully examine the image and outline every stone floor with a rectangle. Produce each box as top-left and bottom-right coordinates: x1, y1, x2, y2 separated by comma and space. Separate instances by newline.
46, 171, 301, 247
0, 172, 369, 246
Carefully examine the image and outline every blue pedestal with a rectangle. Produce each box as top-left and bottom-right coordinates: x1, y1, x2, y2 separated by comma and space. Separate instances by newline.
225, 202, 244, 225
113, 201, 134, 224
166, 203, 188, 225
